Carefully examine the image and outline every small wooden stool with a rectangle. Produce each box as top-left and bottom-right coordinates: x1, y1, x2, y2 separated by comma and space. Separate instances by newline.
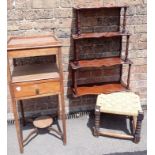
94, 92, 144, 143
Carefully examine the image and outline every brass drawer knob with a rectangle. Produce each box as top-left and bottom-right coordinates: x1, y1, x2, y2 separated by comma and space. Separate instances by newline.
35, 89, 40, 95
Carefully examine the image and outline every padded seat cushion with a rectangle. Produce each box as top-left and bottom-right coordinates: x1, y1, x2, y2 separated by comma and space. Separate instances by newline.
96, 92, 142, 116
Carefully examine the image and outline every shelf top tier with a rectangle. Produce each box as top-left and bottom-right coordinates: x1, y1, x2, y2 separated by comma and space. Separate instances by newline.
12, 63, 60, 83
70, 57, 132, 69
73, 5, 128, 10
7, 35, 62, 51
72, 32, 130, 40
73, 83, 128, 97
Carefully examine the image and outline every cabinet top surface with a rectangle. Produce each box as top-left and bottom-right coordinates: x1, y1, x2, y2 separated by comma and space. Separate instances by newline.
73, 4, 128, 10
7, 35, 62, 51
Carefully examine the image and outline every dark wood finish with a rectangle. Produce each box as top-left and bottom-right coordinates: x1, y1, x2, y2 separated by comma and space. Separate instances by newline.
72, 32, 130, 40
127, 64, 131, 89
8, 35, 66, 153
123, 7, 127, 32
94, 106, 100, 137
48, 127, 63, 136
73, 40, 79, 61
94, 106, 142, 142
23, 128, 38, 144
73, 83, 127, 97
119, 65, 123, 82
73, 5, 128, 10
125, 35, 130, 61
70, 5, 131, 97
72, 69, 78, 95
70, 57, 132, 69
23, 115, 64, 145
134, 112, 144, 143
76, 10, 81, 35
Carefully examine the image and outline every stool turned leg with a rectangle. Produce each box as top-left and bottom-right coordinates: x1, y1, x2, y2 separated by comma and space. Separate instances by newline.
94, 106, 101, 137
133, 111, 144, 143
133, 116, 137, 133
129, 116, 133, 134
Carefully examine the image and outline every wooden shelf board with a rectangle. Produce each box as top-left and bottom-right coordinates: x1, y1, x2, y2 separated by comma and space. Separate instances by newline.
73, 5, 128, 10
72, 32, 130, 40
73, 83, 127, 97
70, 57, 132, 69
12, 63, 60, 83
8, 35, 61, 51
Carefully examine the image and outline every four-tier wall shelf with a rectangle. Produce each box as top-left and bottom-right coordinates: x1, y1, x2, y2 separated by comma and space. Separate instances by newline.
70, 5, 133, 97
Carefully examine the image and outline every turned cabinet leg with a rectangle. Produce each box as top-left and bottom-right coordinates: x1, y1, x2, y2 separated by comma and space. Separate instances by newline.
19, 100, 26, 126
12, 99, 24, 153
94, 106, 101, 137
58, 94, 66, 145
133, 112, 144, 143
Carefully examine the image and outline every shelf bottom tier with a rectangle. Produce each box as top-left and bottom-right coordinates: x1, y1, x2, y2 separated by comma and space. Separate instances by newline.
72, 83, 128, 97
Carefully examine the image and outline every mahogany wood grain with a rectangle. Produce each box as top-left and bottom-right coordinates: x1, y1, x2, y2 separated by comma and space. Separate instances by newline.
12, 63, 60, 83
123, 7, 127, 32
125, 35, 130, 61
77, 10, 81, 35
127, 64, 131, 89
73, 83, 127, 97
73, 5, 128, 10
71, 6, 131, 97
70, 57, 132, 69
72, 32, 130, 40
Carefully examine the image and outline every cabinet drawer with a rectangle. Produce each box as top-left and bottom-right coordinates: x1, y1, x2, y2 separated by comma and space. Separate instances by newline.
13, 81, 60, 99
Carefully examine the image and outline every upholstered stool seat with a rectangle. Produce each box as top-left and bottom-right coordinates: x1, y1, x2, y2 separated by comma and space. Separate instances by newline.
94, 92, 144, 143
96, 92, 142, 116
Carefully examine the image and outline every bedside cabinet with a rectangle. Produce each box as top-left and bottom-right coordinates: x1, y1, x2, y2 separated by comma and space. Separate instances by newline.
7, 35, 66, 153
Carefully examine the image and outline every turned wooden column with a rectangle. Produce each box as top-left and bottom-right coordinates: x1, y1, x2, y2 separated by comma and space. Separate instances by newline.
94, 106, 101, 137
134, 111, 144, 143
